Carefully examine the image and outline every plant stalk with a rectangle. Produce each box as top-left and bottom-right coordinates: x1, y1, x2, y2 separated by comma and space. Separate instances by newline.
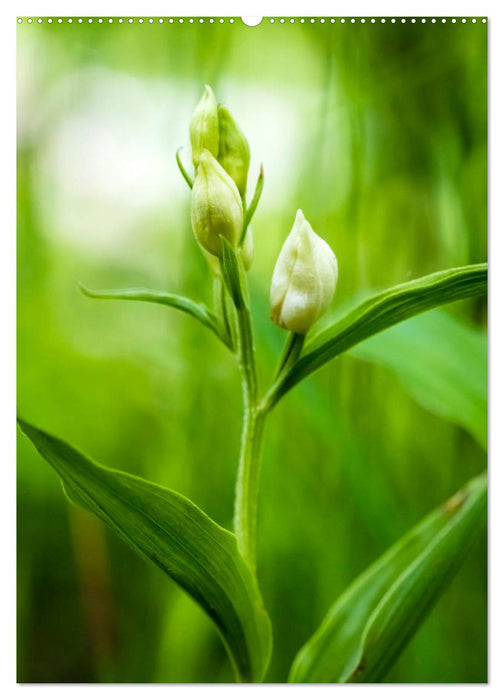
234, 402, 265, 571
232, 278, 266, 571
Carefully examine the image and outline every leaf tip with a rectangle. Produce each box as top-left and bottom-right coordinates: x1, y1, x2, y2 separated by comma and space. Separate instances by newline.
78, 283, 94, 298
17, 416, 39, 444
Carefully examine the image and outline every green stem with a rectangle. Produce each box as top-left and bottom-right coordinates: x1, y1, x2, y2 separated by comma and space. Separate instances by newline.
231, 268, 265, 570
233, 298, 261, 567
236, 304, 257, 403
234, 403, 265, 571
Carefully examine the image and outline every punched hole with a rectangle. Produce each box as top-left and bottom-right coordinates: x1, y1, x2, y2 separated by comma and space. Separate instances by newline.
241, 17, 263, 26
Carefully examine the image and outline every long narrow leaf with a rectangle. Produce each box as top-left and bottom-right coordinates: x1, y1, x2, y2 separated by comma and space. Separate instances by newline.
80, 285, 230, 347
18, 419, 272, 683
220, 237, 247, 310
240, 164, 264, 245
264, 263, 487, 409
289, 472, 487, 683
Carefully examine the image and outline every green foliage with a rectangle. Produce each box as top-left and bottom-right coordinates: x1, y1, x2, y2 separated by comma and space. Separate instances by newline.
241, 166, 264, 244
265, 264, 487, 409
220, 236, 247, 311
175, 148, 194, 188
350, 308, 487, 448
290, 473, 487, 683
17, 419, 272, 683
80, 285, 229, 347
19, 260, 487, 683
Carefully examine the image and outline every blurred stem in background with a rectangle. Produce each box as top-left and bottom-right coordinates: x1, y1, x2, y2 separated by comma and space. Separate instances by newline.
68, 508, 117, 680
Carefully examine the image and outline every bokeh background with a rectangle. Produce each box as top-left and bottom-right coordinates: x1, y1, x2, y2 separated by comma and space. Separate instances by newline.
17, 17, 487, 683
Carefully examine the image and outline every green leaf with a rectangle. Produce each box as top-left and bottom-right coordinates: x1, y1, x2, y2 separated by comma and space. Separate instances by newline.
240, 164, 264, 245
350, 308, 487, 448
18, 419, 272, 683
80, 285, 230, 348
264, 263, 487, 409
220, 237, 247, 311
289, 472, 487, 683
176, 147, 194, 188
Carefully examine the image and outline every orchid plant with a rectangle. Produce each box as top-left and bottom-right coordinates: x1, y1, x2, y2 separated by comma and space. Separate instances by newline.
18, 86, 487, 683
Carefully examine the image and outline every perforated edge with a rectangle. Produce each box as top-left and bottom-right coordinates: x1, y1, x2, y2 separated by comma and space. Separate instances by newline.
16, 17, 489, 25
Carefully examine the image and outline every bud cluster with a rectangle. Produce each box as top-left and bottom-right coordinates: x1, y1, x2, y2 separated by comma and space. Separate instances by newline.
189, 86, 251, 264
186, 86, 337, 335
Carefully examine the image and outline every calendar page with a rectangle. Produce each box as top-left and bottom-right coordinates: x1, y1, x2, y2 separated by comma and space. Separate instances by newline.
17, 15, 488, 684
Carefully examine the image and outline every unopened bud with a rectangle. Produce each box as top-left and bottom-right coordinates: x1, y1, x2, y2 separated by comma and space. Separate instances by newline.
270, 210, 338, 334
190, 86, 219, 168
191, 150, 243, 258
217, 105, 250, 198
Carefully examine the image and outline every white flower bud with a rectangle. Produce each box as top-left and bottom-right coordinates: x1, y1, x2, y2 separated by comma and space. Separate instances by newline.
190, 85, 219, 168
191, 150, 243, 258
270, 210, 338, 334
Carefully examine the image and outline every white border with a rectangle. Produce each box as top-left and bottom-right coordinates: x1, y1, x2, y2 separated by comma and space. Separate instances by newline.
4, 1, 502, 697
5, 1, 499, 16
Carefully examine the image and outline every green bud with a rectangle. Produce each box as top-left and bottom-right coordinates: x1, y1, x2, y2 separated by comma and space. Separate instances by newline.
190, 85, 219, 168
270, 210, 338, 334
191, 150, 243, 258
217, 105, 250, 198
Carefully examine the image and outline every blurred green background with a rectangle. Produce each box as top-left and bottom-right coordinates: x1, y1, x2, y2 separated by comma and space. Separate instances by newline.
17, 18, 487, 683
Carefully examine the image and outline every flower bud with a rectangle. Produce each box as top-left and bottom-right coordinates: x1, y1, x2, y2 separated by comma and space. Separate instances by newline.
270, 210, 338, 334
190, 85, 219, 168
217, 105, 250, 198
191, 150, 243, 258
